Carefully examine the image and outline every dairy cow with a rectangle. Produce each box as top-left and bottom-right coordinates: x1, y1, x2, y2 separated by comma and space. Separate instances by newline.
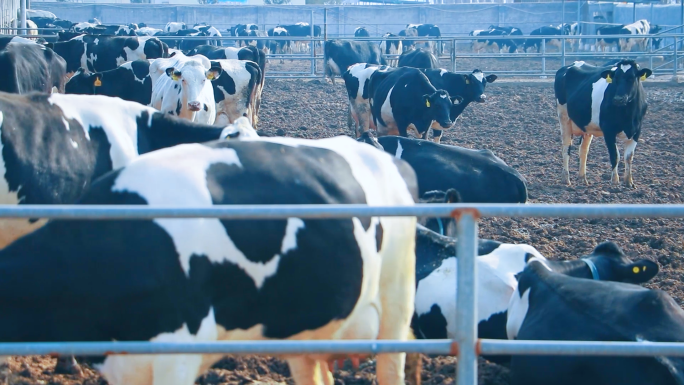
620, 19, 651, 52
470, 28, 518, 53
48, 35, 167, 75
354, 27, 370, 37
229, 24, 259, 47
397, 48, 439, 69
524, 25, 566, 53
555, 60, 651, 187
357, 135, 528, 203
279, 23, 321, 53
405, 24, 441, 53
193, 23, 222, 46
368, 67, 453, 139
380, 33, 403, 66
150, 53, 220, 124
65, 60, 152, 105
165, 22, 187, 33
596, 24, 629, 52
268, 27, 291, 59
343, 63, 392, 136
209, 59, 262, 126
0, 127, 418, 385
0, 41, 66, 94
324, 40, 385, 84
507, 251, 674, 385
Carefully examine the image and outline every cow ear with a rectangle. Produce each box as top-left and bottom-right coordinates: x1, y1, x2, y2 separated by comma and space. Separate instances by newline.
422, 94, 431, 108
601, 69, 614, 83
638, 68, 652, 81
462, 75, 470, 84
623, 259, 659, 283
485, 74, 497, 83
207, 64, 223, 80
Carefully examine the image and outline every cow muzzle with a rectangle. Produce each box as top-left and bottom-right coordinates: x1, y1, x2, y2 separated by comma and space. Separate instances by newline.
477, 94, 487, 103
188, 101, 201, 112
612, 96, 629, 106
437, 120, 453, 129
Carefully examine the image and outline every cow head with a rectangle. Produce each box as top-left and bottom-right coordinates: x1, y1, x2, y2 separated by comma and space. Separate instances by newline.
165, 62, 222, 112
462, 69, 497, 103
577, 241, 659, 284
65, 68, 103, 95
600, 60, 651, 106
423, 90, 453, 130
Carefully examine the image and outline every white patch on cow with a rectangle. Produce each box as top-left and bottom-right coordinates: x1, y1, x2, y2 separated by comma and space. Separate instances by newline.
112, 144, 284, 289
506, 288, 530, 340
589, 77, 609, 128
440, 93, 447, 99
395, 140, 403, 159
116, 56, 126, 66
439, 69, 447, 76
473, 72, 484, 83
327, 58, 342, 76
573, 61, 585, 67
280, 218, 305, 255
88, 53, 97, 68
70, 138, 78, 149
621, 64, 632, 73
380, 86, 395, 128
93, 38, 99, 45
120, 62, 146, 84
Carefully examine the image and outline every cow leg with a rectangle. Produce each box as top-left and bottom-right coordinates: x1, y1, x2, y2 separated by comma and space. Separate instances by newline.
621, 133, 637, 188
375, 217, 416, 385
605, 135, 620, 185
578, 133, 593, 185
431, 129, 443, 144
557, 103, 573, 185
54, 356, 83, 376
288, 356, 330, 385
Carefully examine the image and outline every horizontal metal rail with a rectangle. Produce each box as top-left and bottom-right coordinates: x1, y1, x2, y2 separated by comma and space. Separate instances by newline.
480, 340, 684, 356
1, 203, 684, 219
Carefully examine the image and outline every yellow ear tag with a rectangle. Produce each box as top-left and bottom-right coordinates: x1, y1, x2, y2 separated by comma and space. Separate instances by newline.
465, 78, 470, 84
632, 266, 640, 274
606, 74, 612, 84
94, 77, 102, 87
640, 73, 647, 81
425, 100, 431, 108
171, 74, 179, 81
207, 72, 214, 80
642, 266, 647, 271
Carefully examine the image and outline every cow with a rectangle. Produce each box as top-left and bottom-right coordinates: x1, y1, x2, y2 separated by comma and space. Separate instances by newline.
0, 41, 66, 94
229, 24, 259, 47
405, 24, 441, 53
416, 235, 659, 367
48, 35, 168, 76
650, 24, 663, 50
368, 67, 454, 140
489, 25, 524, 36
268, 26, 291, 60
0, 36, 36, 50
380, 33, 403, 66
279, 23, 321, 53
165, 21, 187, 33
354, 27, 370, 38
470, 29, 518, 53
596, 24, 628, 52
558, 22, 581, 50
357, 135, 527, 203
555, 60, 651, 188
343, 63, 392, 136
209, 59, 262, 126
620, 19, 651, 52
150, 53, 220, 124
136, 27, 162, 37
65, 60, 152, 105
507, 251, 677, 385
0, 128, 419, 385
397, 48, 439, 69
524, 25, 565, 53
324, 40, 385, 85
193, 23, 222, 46
81, 24, 137, 37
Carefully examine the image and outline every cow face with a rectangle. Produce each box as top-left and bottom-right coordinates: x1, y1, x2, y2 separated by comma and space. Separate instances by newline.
165, 63, 221, 112
582, 241, 659, 284
423, 90, 453, 130
463, 70, 497, 103
601, 61, 651, 106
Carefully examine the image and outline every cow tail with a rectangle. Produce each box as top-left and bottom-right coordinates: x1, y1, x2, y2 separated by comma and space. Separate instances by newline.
245, 61, 262, 127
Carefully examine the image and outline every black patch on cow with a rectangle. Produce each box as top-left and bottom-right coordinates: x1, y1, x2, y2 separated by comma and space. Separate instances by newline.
203, 104, 208, 112
173, 84, 178, 89
134, 110, 226, 154
415, 305, 448, 339
478, 311, 511, 364
398, 48, 439, 69
175, 98, 182, 115
375, 222, 383, 252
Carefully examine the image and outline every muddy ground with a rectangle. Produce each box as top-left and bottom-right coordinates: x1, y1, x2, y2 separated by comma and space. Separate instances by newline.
2, 76, 683, 385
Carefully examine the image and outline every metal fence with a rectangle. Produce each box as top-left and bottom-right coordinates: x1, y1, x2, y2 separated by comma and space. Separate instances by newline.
1, 203, 684, 385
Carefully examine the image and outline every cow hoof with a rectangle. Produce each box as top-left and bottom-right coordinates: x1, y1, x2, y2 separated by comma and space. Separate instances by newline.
582, 177, 589, 186
54, 358, 83, 376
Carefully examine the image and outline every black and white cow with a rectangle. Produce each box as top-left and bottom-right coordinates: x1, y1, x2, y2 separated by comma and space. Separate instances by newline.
489, 25, 524, 36
620, 19, 651, 52
0, 41, 66, 94
357, 136, 528, 203
397, 48, 439, 69
523, 25, 565, 53
193, 23, 222, 46
65, 60, 152, 105
165, 21, 187, 33
150, 53, 220, 124
268, 26, 291, 59
555, 60, 651, 187
229, 24, 259, 47
650, 24, 663, 50
136, 27, 163, 37
596, 24, 628, 52
49, 35, 168, 75
416, 235, 659, 366
0, 36, 39, 50
0, 130, 418, 385
0, 92, 237, 248
380, 33, 403, 66
324, 40, 385, 84
354, 27, 370, 38
81, 24, 137, 37
405, 24, 441, 53
368, 67, 453, 139
343, 63, 392, 136
209, 59, 261, 126
470, 29, 518, 53
507, 250, 674, 385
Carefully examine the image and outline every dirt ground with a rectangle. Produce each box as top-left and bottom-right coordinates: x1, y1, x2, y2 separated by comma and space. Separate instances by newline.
2, 74, 683, 385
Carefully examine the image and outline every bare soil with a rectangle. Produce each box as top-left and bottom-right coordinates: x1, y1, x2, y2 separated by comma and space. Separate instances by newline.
2, 77, 683, 385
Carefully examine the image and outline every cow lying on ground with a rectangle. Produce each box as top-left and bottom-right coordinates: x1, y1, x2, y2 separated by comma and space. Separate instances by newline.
357, 134, 528, 203
0, 127, 419, 385
65, 60, 152, 105
324, 40, 385, 84
0, 40, 66, 94
508, 250, 673, 385
555, 60, 651, 187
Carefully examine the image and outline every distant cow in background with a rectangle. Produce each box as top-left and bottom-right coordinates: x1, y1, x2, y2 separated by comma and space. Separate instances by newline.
355, 27, 370, 37
324, 40, 385, 84
380, 33, 403, 66
398, 48, 439, 69
405, 23, 441, 54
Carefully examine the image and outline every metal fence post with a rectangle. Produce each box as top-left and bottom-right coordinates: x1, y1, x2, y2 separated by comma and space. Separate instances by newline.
20, 0, 26, 30
455, 212, 479, 385
451, 39, 456, 72
675, 37, 679, 78
541, 38, 546, 75
310, 10, 315, 76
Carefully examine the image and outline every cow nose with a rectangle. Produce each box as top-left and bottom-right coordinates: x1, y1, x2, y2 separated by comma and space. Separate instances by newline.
477, 94, 487, 103
440, 120, 453, 128
613, 96, 627, 105
188, 101, 201, 111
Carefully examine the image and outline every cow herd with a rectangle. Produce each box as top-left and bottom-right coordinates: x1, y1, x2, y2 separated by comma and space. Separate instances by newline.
0, 11, 678, 385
